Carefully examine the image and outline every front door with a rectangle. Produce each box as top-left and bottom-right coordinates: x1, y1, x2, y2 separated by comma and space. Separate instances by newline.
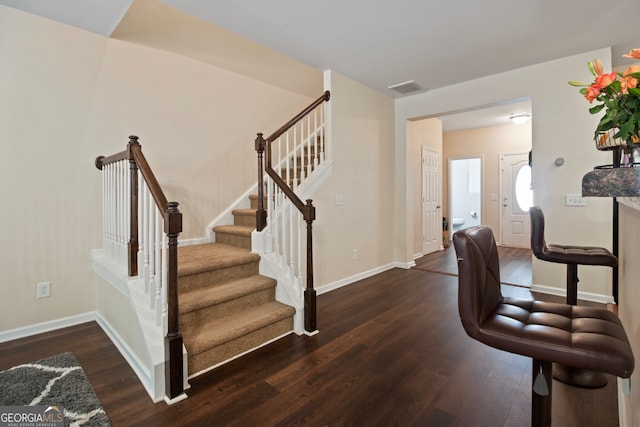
500, 152, 532, 247
422, 147, 441, 255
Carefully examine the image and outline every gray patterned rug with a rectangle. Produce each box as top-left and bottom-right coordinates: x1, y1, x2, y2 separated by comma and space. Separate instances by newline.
0, 352, 110, 426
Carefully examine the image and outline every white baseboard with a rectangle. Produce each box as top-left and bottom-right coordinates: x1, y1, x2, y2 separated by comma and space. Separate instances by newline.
0, 310, 166, 403
0, 312, 96, 344
530, 283, 614, 304
316, 263, 398, 295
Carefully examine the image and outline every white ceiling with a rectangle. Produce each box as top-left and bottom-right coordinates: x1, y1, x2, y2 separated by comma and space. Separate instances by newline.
2, 0, 639, 131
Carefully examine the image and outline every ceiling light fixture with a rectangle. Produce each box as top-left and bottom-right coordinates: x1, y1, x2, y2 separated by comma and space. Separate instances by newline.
510, 112, 531, 124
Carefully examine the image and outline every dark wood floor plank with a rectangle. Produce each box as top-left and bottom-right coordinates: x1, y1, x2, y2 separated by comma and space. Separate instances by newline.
415, 244, 532, 287
0, 252, 619, 426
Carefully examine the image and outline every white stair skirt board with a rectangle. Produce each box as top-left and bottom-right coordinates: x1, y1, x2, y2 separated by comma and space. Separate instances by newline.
92, 251, 190, 402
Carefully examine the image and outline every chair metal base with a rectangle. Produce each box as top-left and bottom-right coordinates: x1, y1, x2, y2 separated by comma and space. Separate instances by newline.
532, 359, 553, 427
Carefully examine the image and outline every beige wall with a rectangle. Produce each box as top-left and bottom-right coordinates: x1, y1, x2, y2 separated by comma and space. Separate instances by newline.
0, 7, 108, 330
89, 39, 316, 239
0, 5, 321, 332
442, 123, 532, 243
314, 71, 396, 288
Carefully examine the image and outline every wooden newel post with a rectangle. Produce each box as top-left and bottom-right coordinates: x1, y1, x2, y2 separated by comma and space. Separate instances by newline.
165, 201, 184, 400
304, 199, 317, 332
127, 136, 140, 277
255, 133, 268, 231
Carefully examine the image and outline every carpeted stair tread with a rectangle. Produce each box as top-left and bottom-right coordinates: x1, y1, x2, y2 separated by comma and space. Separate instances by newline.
184, 301, 296, 355
179, 275, 276, 315
178, 243, 259, 277
213, 224, 254, 236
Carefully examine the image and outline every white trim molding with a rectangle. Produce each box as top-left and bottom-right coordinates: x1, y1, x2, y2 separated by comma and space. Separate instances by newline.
530, 283, 614, 305
0, 312, 96, 344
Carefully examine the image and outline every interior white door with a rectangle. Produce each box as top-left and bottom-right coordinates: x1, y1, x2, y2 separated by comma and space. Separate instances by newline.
500, 152, 532, 247
422, 147, 441, 255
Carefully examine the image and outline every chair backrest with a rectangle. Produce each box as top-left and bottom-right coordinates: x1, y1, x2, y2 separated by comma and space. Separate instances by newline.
529, 206, 546, 256
452, 226, 503, 339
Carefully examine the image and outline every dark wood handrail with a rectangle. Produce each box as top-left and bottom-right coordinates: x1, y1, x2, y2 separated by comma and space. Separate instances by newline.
130, 143, 170, 215
95, 135, 183, 400
266, 90, 330, 143
265, 145, 315, 220
95, 150, 129, 169
255, 91, 330, 333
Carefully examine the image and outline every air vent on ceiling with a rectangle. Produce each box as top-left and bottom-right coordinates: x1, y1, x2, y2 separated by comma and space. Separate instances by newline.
387, 80, 424, 94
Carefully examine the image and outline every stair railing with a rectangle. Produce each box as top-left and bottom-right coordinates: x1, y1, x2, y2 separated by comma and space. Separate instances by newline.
95, 136, 184, 400
255, 91, 330, 333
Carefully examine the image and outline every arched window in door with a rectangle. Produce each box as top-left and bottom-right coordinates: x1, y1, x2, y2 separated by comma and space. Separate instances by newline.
515, 164, 533, 212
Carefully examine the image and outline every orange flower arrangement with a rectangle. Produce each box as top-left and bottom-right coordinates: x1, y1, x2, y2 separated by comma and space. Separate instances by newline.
569, 48, 640, 147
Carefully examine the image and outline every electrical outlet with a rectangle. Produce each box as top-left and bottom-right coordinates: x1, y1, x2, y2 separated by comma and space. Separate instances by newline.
37, 281, 51, 299
352, 249, 358, 260
336, 194, 344, 206
565, 194, 586, 206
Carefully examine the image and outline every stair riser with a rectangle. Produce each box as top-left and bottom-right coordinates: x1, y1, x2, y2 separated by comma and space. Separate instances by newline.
180, 287, 276, 334
179, 262, 259, 293
187, 317, 293, 375
249, 196, 264, 210
216, 233, 252, 250
234, 214, 256, 227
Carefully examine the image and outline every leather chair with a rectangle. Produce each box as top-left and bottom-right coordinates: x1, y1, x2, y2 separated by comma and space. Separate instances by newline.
529, 206, 617, 306
453, 226, 633, 427
529, 206, 618, 387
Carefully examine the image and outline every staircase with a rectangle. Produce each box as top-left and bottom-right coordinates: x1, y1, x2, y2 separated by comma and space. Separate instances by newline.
92, 91, 330, 401
179, 195, 295, 376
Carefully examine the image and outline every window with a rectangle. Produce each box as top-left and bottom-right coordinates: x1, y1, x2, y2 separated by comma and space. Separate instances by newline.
515, 165, 533, 212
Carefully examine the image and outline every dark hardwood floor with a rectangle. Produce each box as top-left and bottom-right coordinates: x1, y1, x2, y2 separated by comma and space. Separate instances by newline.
415, 244, 532, 287
1, 256, 617, 426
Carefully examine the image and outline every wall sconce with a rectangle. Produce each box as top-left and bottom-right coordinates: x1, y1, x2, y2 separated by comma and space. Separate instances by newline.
554, 157, 565, 166
509, 112, 531, 124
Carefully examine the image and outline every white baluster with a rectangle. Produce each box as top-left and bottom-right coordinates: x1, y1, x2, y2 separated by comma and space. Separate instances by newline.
285, 132, 291, 188
148, 191, 156, 309
118, 161, 125, 265
160, 231, 168, 331
297, 209, 303, 297
154, 208, 162, 318
273, 186, 280, 262
137, 171, 144, 275
142, 184, 151, 293
314, 108, 319, 169
104, 164, 112, 259
319, 105, 324, 165
300, 120, 306, 180
289, 200, 295, 278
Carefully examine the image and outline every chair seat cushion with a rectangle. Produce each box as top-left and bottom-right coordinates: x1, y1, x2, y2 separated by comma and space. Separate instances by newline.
539, 244, 617, 267
472, 297, 633, 378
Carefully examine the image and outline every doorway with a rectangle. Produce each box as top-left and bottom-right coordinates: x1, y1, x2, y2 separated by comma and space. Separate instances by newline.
422, 147, 441, 255
500, 152, 533, 247
448, 157, 482, 238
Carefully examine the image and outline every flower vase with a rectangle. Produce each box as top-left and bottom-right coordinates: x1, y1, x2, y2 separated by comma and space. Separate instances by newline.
595, 128, 627, 151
